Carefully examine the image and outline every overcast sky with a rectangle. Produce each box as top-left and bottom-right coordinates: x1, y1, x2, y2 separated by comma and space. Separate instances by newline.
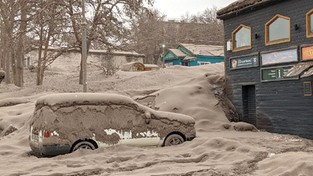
154, 0, 236, 19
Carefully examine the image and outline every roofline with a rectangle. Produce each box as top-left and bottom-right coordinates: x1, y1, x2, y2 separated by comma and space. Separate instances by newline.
31, 47, 145, 57
178, 43, 224, 57
163, 51, 178, 61
89, 50, 145, 57
217, 0, 286, 20
163, 50, 173, 57
166, 49, 186, 58
177, 44, 195, 56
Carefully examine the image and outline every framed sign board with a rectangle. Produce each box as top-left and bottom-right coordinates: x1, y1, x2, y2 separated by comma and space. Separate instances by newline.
301, 46, 313, 61
261, 49, 298, 66
303, 81, 312, 96
261, 65, 298, 82
230, 55, 259, 70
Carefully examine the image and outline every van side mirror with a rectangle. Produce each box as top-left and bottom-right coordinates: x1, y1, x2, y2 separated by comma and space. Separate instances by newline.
145, 111, 151, 124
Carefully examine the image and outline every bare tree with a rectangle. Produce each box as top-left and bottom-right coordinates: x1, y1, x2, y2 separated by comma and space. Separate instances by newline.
30, 0, 69, 85
0, 0, 18, 84
0, 0, 154, 86
14, 0, 28, 87
130, 9, 165, 64
64, 0, 154, 84
130, 7, 224, 65
99, 55, 118, 76
179, 7, 224, 44
0, 0, 34, 86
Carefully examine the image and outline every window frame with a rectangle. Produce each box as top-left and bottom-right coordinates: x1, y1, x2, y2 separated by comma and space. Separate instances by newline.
306, 9, 313, 38
265, 14, 291, 46
231, 24, 252, 52
303, 81, 312, 97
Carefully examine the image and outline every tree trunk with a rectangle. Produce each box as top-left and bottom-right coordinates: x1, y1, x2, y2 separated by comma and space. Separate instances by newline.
4, 34, 11, 84
79, 58, 83, 85
36, 25, 44, 85
6, 9, 15, 84
0, 25, 4, 69
39, 28, 52, 85
79, 43, 90, 85
11, 50, 16, 84
0, 51, 2, 69
5, 54, 11, 84
15, 2, 27, 87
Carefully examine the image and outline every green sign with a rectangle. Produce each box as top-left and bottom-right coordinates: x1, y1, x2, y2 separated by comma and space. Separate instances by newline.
230, 55, 259, 69
261, 66, 298, 82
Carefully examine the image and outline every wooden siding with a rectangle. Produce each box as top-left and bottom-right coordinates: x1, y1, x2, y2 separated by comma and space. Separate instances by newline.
164, 59, 182, 66
223, 0, 313, 139
197, 56, 224, 64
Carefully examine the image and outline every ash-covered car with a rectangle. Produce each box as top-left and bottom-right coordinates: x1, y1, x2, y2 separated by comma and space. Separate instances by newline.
29, 93, 196, 156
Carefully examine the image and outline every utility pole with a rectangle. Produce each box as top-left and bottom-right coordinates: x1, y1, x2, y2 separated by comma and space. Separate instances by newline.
161, 44, 165, 62
81, 0, 87, 92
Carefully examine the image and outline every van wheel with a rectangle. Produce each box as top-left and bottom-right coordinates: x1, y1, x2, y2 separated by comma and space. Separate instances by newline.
164, 134, 184, 146
71, 141, 96, 152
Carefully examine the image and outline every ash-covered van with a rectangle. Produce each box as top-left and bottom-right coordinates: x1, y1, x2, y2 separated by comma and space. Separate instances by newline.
29, 93, 196, 156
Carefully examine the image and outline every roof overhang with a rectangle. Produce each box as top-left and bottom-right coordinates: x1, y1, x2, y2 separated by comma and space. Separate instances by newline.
183, 56, 196, 61
301, 67, 313, 78
285, 62, 313, 78
217, 0, 287, 20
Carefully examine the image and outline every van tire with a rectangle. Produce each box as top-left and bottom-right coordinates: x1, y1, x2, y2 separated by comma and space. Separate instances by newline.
71, 141, 96, 152
164, 134, 184, 146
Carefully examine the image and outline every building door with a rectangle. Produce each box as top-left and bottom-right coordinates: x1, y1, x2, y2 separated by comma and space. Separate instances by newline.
242, 85, 256, 126
182, 61, 189, 66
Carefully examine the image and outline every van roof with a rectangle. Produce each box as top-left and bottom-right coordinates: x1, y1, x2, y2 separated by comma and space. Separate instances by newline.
36, 93, 137, 108
35, 93, 195, 124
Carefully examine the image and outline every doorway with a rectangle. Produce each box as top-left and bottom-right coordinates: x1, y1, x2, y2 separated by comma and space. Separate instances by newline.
242, 85, 256, 126
182, 61, 189, 66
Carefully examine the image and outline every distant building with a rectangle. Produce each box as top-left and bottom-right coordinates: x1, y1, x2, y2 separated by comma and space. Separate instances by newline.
26, 48, 145, 69
163, 43, 224, 66
217, 0, 313, 139
87, 50, 145, 69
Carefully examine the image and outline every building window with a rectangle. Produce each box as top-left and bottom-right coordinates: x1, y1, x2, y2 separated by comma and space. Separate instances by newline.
232, 24, 252, 52
265, 15, 290, 46
198, 61, 211, 65
306, 9, 313, 38
303, 81, 312, 96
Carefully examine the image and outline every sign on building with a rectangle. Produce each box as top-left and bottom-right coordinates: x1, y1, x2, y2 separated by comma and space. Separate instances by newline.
261, 49, 298, 66
301, 46, 313, 61
230, 55, 259, 69
261, 65, 298, 82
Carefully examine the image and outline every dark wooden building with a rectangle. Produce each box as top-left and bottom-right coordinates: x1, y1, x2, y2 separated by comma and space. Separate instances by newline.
217, 0, 313, 139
